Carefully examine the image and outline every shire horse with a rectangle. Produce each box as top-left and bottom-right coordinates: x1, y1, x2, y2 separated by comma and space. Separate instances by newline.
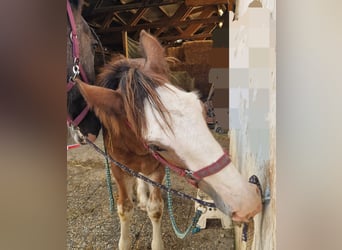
76, 30, 262, 249
67, 0, 101, 143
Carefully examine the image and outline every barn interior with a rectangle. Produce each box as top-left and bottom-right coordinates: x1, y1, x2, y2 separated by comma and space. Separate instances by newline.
82, 0, 232, 131
68, 2, 276, 249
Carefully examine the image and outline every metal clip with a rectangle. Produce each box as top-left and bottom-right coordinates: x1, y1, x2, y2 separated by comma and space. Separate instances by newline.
71, 64, 80, 81
185, 169, 195, 180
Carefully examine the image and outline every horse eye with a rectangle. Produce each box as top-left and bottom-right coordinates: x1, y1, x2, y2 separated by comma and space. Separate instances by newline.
148, 144, 166, 152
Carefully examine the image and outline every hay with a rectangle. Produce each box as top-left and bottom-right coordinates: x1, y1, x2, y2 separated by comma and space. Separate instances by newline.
128, 37, 141, 58
182, 40, 213, 64
166, 46, 185, 61
170, 71, 195, 92
170, 63, 211, 100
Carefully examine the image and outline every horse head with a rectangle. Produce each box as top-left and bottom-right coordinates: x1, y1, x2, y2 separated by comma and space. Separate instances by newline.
76, 30, 262, 222
67, 0, 101, 143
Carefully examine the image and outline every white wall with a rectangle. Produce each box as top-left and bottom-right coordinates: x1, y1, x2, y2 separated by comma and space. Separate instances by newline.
235, 0, 276, 20
229, 6, 276, 250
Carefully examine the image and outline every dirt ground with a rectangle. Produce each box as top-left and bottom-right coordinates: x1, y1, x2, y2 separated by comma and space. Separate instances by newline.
67, 131, 235, 250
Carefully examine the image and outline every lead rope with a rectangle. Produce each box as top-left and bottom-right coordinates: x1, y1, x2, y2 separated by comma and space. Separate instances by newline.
104, 144, 115, 213
165, 166, 202, 239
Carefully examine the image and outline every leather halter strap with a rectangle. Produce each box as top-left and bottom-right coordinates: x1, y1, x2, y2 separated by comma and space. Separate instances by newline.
125, 119, 231, 188
66, 0, 90, 127
149, 148, 231, 188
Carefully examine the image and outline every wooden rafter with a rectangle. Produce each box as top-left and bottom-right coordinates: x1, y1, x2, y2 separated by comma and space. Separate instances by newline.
83, 1, 229, 50
103, 13, 114, 29
128, 7, 148, 26
180, 6, 216, 37
94, 0, 102, 8
175, 26, 183, 34
203, 23, 217, 34
98, 15, 222, 33
158, 32, 212, 42
185, 0, 227, 6
92, 0, 182, 14
154, 3, 193, 37
113, 12, 127, 25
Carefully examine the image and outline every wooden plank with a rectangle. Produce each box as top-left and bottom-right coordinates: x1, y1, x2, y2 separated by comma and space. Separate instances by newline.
185, 0, 228, 6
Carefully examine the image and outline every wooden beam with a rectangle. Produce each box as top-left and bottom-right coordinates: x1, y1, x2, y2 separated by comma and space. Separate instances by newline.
122, 31, 128, 58
92, 0, 183, 14
228, 0, 236, 12
154, 3, 192, 37
185, 0, 227, 6
175, 26, 184, 34
128, 7, 148, 26
202, 23, 217, 34
103, 13, 114, 29
181, 6, 216, 37
113, 12, 127, 25
158, 32, 212, 42
94, 0, 103, 8
98, 16, 222, 33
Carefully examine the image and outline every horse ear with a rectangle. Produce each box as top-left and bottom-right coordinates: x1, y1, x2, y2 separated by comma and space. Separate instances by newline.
76, 79, 124, 117
139, 30, 168, 75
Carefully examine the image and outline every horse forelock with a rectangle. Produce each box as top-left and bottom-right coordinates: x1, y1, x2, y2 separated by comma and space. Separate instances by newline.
97, 57, 172, 139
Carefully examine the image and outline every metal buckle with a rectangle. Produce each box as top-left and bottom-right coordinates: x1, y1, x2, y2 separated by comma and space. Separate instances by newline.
69, 31, 77, 41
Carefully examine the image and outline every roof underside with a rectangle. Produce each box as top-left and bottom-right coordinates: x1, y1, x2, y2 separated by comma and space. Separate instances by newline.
82, 0, 233, 52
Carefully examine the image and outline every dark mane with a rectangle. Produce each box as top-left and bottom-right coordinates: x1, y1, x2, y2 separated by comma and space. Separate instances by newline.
97, 57, 172, 138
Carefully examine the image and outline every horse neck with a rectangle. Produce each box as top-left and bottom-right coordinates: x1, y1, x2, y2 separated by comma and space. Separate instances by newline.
102, 120, 148, 156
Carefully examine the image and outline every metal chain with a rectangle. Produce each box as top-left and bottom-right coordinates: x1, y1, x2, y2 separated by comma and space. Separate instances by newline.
165, 166, 202, 239
85, 138, 216, 208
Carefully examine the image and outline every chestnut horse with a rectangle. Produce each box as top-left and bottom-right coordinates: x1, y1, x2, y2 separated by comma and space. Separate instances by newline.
67, 0, 101, 143
76, 30, 262, 250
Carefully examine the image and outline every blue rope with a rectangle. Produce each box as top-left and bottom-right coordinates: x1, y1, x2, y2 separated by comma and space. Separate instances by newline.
165, 166, 202, 239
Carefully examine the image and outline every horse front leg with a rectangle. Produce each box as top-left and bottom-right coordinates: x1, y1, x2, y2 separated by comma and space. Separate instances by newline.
147, 187, 164, 250
137, 177, 149, 211
115, 174, 134, 250
146, 170, 165, 250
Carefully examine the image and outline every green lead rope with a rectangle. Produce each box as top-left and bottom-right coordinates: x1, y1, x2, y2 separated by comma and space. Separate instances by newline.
165, 166, 202, 239
104, 146, 115, 213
